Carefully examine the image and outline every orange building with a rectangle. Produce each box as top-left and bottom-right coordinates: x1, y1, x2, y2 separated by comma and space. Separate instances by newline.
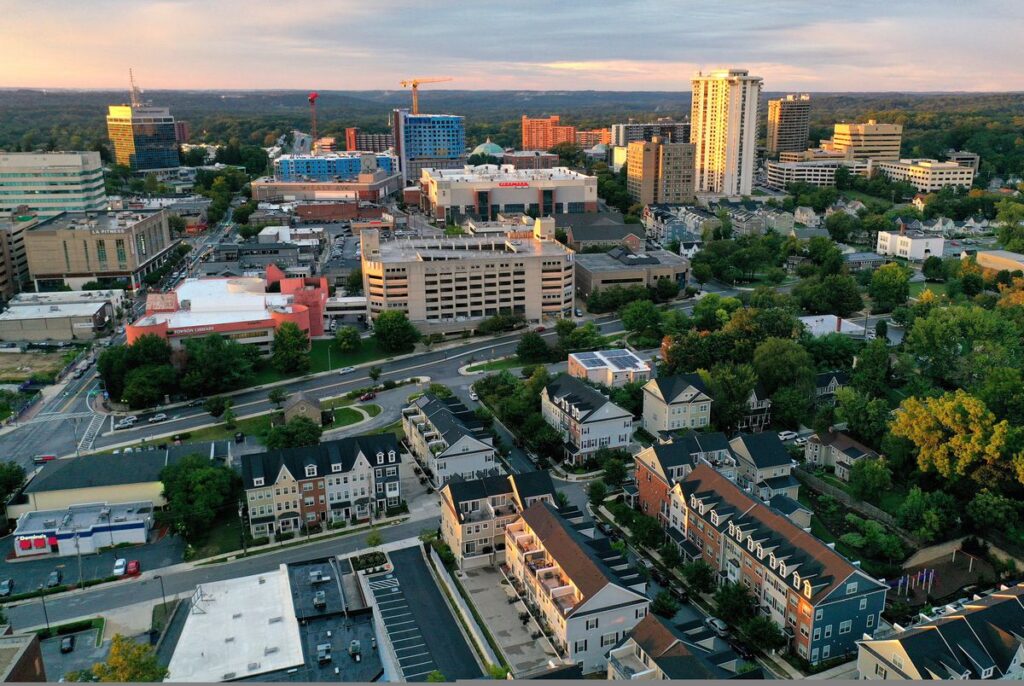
575, 129, 611, 147
521, 115, 576, 150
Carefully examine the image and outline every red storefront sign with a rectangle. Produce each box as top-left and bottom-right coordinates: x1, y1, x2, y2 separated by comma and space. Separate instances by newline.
498, 182, 529, 188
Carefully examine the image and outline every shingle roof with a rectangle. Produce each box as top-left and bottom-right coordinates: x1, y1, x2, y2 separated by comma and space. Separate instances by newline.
241, 434, 400, 489
811, 431, 877, 460
647, 431, 729, 475
730, 433, 792, 469
510, 471, 557, 500
414, 393, 489, 446
624, 614, 753, 680
445, 474, 512, 509
25, 444, 227, 493
680, 464, 883, 603
568, 224, 641, 243
551, 212, 625, 229
815, 370, 851, 389
544, 374, 615, 420
649, 374, 709, 403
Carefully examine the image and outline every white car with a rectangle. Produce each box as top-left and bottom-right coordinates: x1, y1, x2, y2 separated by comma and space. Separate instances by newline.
339, 366, 356, 375
469, 391, 478, 401
148, 413, 169, 424
113, 558, 127, 576
777, 430, 799, 442
705, 616, 729, 638
794, 437, 808, 446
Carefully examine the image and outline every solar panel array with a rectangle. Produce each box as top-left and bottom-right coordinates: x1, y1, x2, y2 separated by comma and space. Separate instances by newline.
573, 351, 604, 369
572, 349, 646, 371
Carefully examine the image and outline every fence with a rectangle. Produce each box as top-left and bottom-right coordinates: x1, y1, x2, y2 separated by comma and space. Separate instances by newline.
794, 467, 921, 548
427, 546, 500, 669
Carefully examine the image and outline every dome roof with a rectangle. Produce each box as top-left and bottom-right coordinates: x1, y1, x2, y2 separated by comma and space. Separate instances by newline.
472, 138, 505, 157
588, 143, 609, 154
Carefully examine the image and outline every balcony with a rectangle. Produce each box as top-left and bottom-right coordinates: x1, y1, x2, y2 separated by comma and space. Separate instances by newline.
609, 648, 656, 680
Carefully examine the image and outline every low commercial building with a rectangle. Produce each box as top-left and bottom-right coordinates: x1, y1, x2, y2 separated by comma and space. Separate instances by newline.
25, 210, 175, 290
0, 301, 112, 341
669, 464, 888, 664
608, 613, 759, 680
0, 210, 34, 300
273, 152, 397, 182
504, 501, 650, 674
127, 268, 328, 353
201, 240, 302, 276
574, 246, 688, 298
844, 251, 886, 271
250, 168, 402, 203
800, 314, 867, 338
641, 374, 712, 435
241, 435, 403, 537
856, 584, 1024, 680
501, 150, 559, 170
565, 221, 644, 252
0, 152, 106, 218
729, 433, 799, 500
360, 219, 575, 333
946, 148, 981, 174
634, 432, 735, 526
876, 229, 944, 261
804, 431, 877, 481
439, 471, 557, 570
0, 633, 46, 682
419, 164, 598, 224
567, 349, 651, 388
402, 393, 500, 486
871, 158, 975, 192
765, 159, 868, 190
12, 501, 153, 558
293, 201, 384, 223
541, 374, 633, 465
975, 249, 1024, 273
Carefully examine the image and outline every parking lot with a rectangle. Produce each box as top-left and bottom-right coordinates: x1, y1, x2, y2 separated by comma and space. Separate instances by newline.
39, 628, 109, 680
369, 546, 480, 682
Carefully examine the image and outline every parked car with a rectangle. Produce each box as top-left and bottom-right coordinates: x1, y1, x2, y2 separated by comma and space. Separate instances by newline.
60, 635, 75, 654
359, 392, 376, 401
468, 391, 478, 401
533, 326, 546, 333
575, 308, 583, 317
729, 639, 755, 660
794, 437, 808, 446
46, 569, 62, 588
339, 366, 356, 375
777, 430, 799, 442
113, 558, 127, 576
126, 560, 141, 576
186, 398, 204, 408
234, 432, 245, 444
705, 616, 729, 638
669, 584, 688, 604
148, 413, 169, 424
0, 579, 13, 597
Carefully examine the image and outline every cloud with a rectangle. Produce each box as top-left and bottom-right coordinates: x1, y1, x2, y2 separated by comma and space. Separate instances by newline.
2, 0, 1023, 90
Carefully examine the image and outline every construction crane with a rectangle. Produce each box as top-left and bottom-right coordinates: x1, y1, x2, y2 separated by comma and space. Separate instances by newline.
128, 68, 142, 107
399, 77, 452, 115
307, 92, 320, 147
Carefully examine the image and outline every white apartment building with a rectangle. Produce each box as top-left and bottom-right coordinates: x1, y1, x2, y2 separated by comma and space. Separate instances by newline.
870, 158, 975, 192
765, 159, 869, 190
505, 502, 650, 674
541, 375, 633, 465
567, 349, 652, 388
876, 229, 944, 261
729, 433, 799, 500
360, 219, 575, 333
641, 374, 712, 435
402, 393, 500, 486
0, 152, 107, 218
690, 69, 762, 196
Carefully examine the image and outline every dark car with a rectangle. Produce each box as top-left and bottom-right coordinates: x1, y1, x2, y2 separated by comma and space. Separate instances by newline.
234, 432, 245, 444
0, 579, 12, 597
46, 569, 62, 588
359, 392, 376, 401
729, 639, 755, 661
669, 584, 688, 603
651, 569, 669, 586
60, 635, 75, 653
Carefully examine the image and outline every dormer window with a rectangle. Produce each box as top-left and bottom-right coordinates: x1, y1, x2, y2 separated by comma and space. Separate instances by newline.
698, 503, 705, 515
803, 580, 812, 598
728, 522, 735, 536
780, 563, 787, 576
388, 450, 396, 462
376, 452, 384, 465
331, 463, 342, 473
769, 553, 776, 568
756, 543, 763, 558
747, 538, 755, 551
690, 495, 697, 509
305, 465, 317, 478
710, 511, 719, 526
792, 571, 799, 587
253, 478, 264, 487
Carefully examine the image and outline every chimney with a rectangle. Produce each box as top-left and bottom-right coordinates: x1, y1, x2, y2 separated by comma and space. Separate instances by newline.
835, 316, 841, 333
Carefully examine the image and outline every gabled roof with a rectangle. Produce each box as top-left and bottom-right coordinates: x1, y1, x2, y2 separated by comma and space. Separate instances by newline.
623, 614, 756, 680
647, 374, 709, 403
815, 370, 851, 389
445, 474, 513, 509
241, 434, 400, 489
810, 431, 877, 460
283, 391, 319, 411
551, 211, 625, 229
679, 464, 883, 603
730, 433, 791, 469
511, 470, 557, 500
647, 432, 730, 474
544, 374, 621, 421
414, 392, 489, 446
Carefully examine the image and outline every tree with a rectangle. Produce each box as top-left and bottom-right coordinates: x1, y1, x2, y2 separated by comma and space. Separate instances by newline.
631, 514, 663, 549
264, 417, 323, 449
159, 455, 237, 541
875, 319, 888, 340
91, 634, 168, 682
825, 212, 860, 242
852, 338, 891, 398
699, 363, 757, 433
272, 322, 310, 374
335, 325, 361, 354
890, 390, 1009, 483
620, 299, 662, 340
740, 615, 787, 652
0, 462, 25, 501
659, 542, 681, 569
652, 590, 680, 617
922, 256, 945, 281
516, 332, 550, 363
427, 383, 452, 399
602, 458, 627, 489
588, 480, 608, 507
368, 365, 382, 383
682, 560, 716, 594
904, 305, 1021, 387
771, 384, 813, 430
426, 671, 446, 683
122, 365, 177, 408
897, 487, 958, 543
835, 388, 891, 446
204, 396, 228, 418
713, 582, 755, 625
848, 458, 893, 500
268, 388, 288, 408
373, 311, 419, 353
966, 489, 1019, 531
753, 338, 814, 396
181, 334, 255, 397
222, 402, 237, 430
344, 266, 363, 295
869, 263, 911, 313
366, 528, 383, 549
486, 664, 509, 680
692, 262, 713, 288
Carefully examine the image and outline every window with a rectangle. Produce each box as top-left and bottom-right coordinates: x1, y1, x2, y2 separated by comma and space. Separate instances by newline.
859, 597, 868, 611
845, 582, 858, 595
839, 620, 852, 634
813, 628, 821, 641
585, 618, 599, 630
814, 608, 823, 621
866, 613, 874, 628
892, 654, 903, 670
824, 624, 832, 638
822, 645, 830, 659
635, 607, 647, 619
874, 664, 888, 679
302, 483, 313, 492
600, 633, 617, 648
573, 639, 587, 653
331, 463, 343, 473
253, 478, 264, 487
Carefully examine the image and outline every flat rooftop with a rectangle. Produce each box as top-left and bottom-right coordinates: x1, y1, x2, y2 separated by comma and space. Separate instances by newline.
167, 569, 305, 682
10, 290, 124, 306
571, 349, 650, 373
575, 249, 688, 272
423, 164, 591, 183
16, 501, 153, 536
134, 277, 294, 330
30, 210, 161, 233
375, 235, 571, 262
0, 302, 107, 321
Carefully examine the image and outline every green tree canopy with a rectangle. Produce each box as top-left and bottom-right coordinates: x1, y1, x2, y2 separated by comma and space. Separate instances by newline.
373, 311, 420, 353
272, 322, 311, 374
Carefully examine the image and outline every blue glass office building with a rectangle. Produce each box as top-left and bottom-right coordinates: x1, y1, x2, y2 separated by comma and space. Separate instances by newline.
392, 110, 466, 181
273, 154, 397, 182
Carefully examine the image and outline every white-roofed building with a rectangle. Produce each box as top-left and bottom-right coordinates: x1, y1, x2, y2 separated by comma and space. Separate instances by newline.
567, 349, 652, 387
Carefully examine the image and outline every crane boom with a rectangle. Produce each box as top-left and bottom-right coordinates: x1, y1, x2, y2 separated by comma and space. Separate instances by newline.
399, 77, 453, 114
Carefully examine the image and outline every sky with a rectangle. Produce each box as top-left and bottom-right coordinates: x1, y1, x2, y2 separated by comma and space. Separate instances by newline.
4, 0, 1023, 92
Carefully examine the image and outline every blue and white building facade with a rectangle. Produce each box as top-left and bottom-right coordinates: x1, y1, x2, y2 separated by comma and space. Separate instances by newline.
13, 501, 153, 558
273, 153, 397, 182
392, 109, 467, 182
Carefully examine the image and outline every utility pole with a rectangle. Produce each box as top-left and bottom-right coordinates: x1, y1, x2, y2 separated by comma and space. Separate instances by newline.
238, 502, 248, 556
74, 531, 83, 588
154, 575, 169, 618
38, 587, 51, 635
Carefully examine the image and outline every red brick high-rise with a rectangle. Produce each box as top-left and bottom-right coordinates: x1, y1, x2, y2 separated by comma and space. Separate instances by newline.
521, 115, 576, 150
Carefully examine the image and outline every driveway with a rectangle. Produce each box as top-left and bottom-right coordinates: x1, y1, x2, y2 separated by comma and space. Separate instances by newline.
459, 566, 557, 676
0, 533, 185, 595
40, 628, 108, 681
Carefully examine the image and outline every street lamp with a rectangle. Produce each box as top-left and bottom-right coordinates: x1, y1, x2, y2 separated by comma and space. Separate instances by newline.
153, 575, 168, 619
38, 586, 51, 635
238, 502, 248, 556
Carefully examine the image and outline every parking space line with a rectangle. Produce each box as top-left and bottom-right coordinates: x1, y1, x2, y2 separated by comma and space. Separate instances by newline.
388, 628, 420, 636
403, 661, 436, 672
398, 651, 430, 661
391, 636, 424, 644
381, 611, 412, 620
394, 643, 427, 652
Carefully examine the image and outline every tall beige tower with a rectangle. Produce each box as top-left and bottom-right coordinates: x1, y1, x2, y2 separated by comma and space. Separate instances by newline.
626, 136, 695, 206
690, 68, 762, 196
766, 94, 811, 154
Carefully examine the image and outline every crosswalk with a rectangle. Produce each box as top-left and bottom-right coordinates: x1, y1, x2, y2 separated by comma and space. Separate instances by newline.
77, 414, 106, 453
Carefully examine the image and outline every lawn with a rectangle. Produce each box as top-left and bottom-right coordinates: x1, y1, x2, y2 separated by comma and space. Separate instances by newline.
840, 190, 894, 211
362, 403, 382, 417
910, 281, 949, 298
189, 512, 246, 560
371, 419, 404, 441
250, 338, 392, 385
329, 406, 363, 428
466, 356, 523, 373
185, 412, 277, 443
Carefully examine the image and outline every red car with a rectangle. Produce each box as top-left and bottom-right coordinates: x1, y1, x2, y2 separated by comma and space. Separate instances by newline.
125, 560, 141, 576
534, 326, 546, 333
359, 392, 376, 401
